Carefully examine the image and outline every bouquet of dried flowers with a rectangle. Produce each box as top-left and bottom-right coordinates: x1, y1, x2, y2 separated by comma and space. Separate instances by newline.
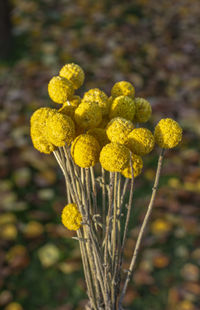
30, 63, 182, 310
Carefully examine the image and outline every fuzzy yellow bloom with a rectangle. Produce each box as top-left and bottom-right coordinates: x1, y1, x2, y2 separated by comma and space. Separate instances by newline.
111, 81, 135, 98
100, 143, 130, 172
61, 203, 82, 231
134, 97, 152, 123
106, 117, 134, 144
48, 76, 74, 104
75, 101, 102, 129
121, 153, 143, 178
82, 88, 109, 116
87, 128, 109, 148
109, 95, 135, 121
127, 128, 155, 156
154, 118, 182, 149
71, 134, 100, 167
30, 107, 56, 154
59, 63, 85, 89
30, 133, 56, 154
46, 112, 75, 147
59, 103, 76, 120
69, 95, 81, 107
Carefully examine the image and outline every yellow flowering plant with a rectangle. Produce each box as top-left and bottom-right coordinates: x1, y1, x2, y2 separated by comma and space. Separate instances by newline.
30, 63, 182, 310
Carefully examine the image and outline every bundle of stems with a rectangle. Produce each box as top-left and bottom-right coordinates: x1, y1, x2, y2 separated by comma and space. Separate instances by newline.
53, 146, 165, 310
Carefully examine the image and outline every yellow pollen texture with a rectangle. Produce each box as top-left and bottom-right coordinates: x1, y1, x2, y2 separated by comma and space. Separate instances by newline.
61, 203, 82, 231
134, 97, 152, 123
82, 88, 109, 116
122, 153, 143, 178
109, 95, 135, 121
100, 142, 130, 172
30, 107, 56, 154
59, 63, 85, 89
71, 134, 100, 168
127, 128, 155, 156
154, 118, 182, 149
111, 81, 135, 98
48, 76, 74, 104
46, 112, 75, 147
106, 117, 134, 144
75, 101, 102, 129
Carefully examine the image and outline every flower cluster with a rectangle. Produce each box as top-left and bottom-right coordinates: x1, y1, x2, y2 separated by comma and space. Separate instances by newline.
30, 63, 182, 231
30, 62, 182, 173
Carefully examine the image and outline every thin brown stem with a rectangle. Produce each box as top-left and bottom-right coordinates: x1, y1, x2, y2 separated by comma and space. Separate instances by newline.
90, 167, 98, 215
119, 149, 165, 306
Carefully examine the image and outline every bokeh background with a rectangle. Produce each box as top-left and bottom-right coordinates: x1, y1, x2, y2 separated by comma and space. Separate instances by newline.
0, 0, 200, 309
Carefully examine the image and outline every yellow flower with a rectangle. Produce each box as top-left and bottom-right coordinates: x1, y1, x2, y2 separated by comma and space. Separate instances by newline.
127, 128, 155, 156
133, 97, 152, 123
48, 76, 74, 104
106, 117, 134, 144
46, 112, 75, 147
59, 103, 76, 120
30, 107, 56, 154
30, 134, 56, 154
87, 128, 109, 148
61, 203, 82, 231
82, 88, 109, 116
75, 101, 102, 129
69, 95, 81, 107
109, 95, 135, 121
59, 63, 85, 89
121, 153, 143, 178
100, 142, 130, 172
71, 134, 100, 167
154, 118, 182, 149
111, 81, 135, 98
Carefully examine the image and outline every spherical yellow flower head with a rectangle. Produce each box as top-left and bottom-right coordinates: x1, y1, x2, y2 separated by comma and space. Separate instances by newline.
100, 143, 130, 172
69, 95, 81, 107
59, 103, 76, 121
61, 203, 82, 231
46, 112, 75, 147
59, 63, 85, 89
48, 76, 74, 104
127, 128, 155, 156
111, 81, 135, 98
109, 95, 135, 121
87, 128, 109, 148
71, 134, 100, 168
134, 97, 152, 123
106, 117, 134, 144
154, 118, 182, 149
75, 101, 102, 129
30, 107, 56, 154
82, 88, 109, 116
121, 153, 143, 178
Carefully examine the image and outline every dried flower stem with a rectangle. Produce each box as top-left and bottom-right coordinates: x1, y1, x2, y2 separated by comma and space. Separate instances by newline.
119, 148, 165, 306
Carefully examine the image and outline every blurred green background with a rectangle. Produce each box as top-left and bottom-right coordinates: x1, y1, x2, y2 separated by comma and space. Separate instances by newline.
0, 0, 200, 309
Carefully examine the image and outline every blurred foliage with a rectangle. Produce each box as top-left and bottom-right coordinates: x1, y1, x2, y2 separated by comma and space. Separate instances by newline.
0, 0, 200, 309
